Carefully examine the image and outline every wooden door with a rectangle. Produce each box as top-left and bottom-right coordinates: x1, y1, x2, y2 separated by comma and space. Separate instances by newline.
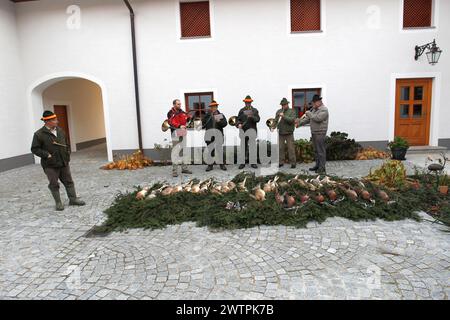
53, 105, 71, 148
395, 78, 432, 146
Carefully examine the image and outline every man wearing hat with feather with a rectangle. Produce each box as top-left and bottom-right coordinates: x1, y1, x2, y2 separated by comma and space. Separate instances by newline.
202, 100, 228, 171
275, 98, 297, 168
237, 95, 260, 169
31, 111, 86, 211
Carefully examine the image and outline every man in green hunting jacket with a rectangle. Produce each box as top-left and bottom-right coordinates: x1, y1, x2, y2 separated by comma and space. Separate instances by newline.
275, 98, 297, 168
31, 111, 86, 211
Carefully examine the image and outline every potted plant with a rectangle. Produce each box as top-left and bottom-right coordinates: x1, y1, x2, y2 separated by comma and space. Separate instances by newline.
388, 136, 410, 161
438, 174, 449, 195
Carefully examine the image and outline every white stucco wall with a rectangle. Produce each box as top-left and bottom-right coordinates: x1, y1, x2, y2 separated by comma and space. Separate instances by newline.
42, 79, 106, 147
7, 0, 450, 159
16, 0, 138, 153
134, 0, 450, 147
0, 1, 29, 159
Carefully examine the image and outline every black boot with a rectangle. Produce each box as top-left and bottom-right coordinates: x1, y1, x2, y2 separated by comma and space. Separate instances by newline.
251, 164, 258, 169
238, 164, 245, 170
206, 165, 214, 172
66, 186, 86, 206
220, 164, 227, 171
51, 190, 65, 211
309, 166, 319, 172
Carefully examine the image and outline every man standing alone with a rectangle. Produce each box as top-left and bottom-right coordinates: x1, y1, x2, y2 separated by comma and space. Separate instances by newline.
298, 95, 329, 174
31, 111, 86, 211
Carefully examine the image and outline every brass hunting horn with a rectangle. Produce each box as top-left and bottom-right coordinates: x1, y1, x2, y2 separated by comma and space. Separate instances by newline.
161, 120, 170, 132
228, 116, 238, 127
265, 117, 278, 132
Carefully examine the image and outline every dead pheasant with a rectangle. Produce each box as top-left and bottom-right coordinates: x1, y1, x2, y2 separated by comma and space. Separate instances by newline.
325, 189, 337, 202
339, 185, 358, 201
220, 180, 232, 193
237, 177, 248, 193
170, 184, 183, 195
211, 183, 223, 195
284, 194, 296, 208
136, 187, 150, 200
161, 186, 174, 196
143, 184, 168, 200
315, 193, 325, 204
250, 184, 266, 201
183, 180, 194, 192
275, 191, 285, 205
263, 180, 273, 193
376, 189, 390, 203
191, 182, 201, 194
227, 181, 236, 191
200, 179, 213, 193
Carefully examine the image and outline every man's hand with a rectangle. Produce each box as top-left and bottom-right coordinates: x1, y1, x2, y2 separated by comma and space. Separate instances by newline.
279, 113, 284, 118
238, 124, 243, 129
180, 125, 186, 129
48, 154, 52, 159
305, 111, 312, 117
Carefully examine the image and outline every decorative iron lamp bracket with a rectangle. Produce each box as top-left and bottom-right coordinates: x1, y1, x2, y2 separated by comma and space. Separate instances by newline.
415, 39, 442, 64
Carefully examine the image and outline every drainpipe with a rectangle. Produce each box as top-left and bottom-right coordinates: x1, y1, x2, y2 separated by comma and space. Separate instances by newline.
123, 0, 143, 151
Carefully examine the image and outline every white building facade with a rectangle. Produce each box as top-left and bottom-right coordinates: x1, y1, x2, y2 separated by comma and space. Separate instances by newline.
0, 0, 449, 171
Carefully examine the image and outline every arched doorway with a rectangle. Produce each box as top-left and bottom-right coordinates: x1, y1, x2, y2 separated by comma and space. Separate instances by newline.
28, 73, 113, 162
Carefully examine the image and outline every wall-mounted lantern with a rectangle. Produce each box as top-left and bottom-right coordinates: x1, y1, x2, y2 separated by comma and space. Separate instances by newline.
415, 39, 442, 65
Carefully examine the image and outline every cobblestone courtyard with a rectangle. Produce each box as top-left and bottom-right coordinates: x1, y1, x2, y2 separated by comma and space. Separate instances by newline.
0, 145, 449, 300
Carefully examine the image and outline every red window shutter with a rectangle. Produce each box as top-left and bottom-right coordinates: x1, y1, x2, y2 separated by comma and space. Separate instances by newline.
291, 0, 321, 32
180, 1, 211, 38
403, 0, 432, 28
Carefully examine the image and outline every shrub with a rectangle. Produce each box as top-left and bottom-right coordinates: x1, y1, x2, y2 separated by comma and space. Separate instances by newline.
294, 139, 314, 163
367, 160, 407, 189
325, 132, 362, 161
356, 147, 390, 160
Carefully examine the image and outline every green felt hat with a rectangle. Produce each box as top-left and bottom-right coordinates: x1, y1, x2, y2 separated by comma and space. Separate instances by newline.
280, 98, 290, 105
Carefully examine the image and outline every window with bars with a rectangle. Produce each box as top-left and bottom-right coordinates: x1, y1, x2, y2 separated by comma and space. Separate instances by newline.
403, 0, 433, 28
292, 88, 322, 118
180, 1, 211, 38
291, 0, 321, 32
184, 92, 214, 120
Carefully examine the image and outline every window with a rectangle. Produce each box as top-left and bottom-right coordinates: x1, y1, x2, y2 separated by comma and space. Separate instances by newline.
291, 0, 321, 32
180, 1, 211, 38
292, 88, 322, 117
184, 92, 214, 120
403, 0, 433, 28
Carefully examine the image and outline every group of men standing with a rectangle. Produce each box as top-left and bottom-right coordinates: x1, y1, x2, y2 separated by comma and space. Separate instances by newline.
30, 94, 328, 211
277, 94, 330, 174
167, 94, 329, 176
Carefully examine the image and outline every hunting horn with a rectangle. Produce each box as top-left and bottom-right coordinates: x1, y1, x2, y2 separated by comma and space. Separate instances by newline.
228, 116, 238, 127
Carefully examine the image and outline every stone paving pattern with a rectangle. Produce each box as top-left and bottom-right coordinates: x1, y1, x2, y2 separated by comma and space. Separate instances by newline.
0, 145, 448, 300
